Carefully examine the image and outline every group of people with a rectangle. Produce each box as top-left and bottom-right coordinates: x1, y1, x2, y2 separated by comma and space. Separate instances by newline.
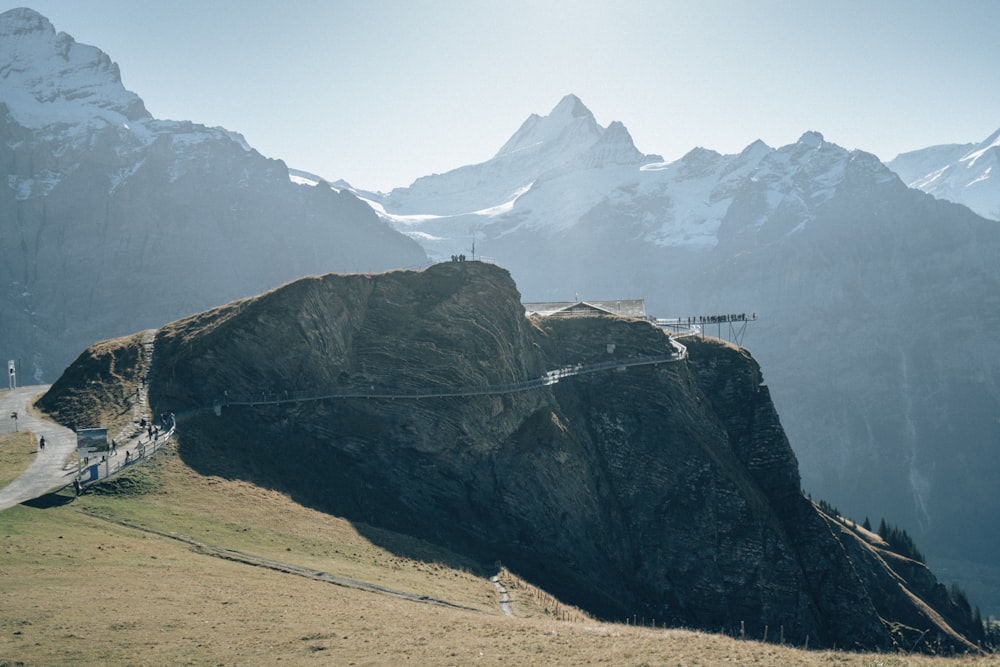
69, 409, 176, 497
685, 312, 756, 324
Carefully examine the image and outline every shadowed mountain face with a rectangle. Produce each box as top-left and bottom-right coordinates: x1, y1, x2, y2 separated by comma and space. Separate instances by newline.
40, 262, 983, 652
0, 8, 427, 383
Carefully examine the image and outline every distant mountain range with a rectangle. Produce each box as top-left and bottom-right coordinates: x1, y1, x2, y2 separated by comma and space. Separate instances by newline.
356, 96, 1000, 614
3, 6, 998, 616
0, 7, 426, 381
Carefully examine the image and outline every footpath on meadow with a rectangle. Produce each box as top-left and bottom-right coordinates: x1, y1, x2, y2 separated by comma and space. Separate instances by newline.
0, 330, 170, 510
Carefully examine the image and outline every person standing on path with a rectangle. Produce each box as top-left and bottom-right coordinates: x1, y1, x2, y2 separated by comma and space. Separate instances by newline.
39, 436, 45, 451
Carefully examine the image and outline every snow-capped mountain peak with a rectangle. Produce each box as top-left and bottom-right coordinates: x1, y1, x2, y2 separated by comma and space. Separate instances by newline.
367, 96, 898, 260
550, 92, 595, 120
887, 127, 1000, 220
495, 93, 602, 159
369, 94, 659, 218
571, 119, 656, 169
0, 7, 149, 129
960, 127, 1000, 169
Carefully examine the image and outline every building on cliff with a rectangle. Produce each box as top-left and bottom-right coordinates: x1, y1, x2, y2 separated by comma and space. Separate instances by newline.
523, 299, 647, 319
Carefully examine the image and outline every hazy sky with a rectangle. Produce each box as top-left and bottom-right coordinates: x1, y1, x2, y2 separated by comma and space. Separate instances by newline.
6, 0, 999, 192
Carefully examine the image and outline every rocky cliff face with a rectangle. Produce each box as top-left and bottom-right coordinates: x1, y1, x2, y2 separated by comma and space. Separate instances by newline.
40, 262, 982, 652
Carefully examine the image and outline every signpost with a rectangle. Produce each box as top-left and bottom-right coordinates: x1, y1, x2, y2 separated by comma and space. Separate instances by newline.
75, 428, 108, 481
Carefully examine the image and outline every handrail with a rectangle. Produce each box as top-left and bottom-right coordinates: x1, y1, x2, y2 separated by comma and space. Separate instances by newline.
221, 348, 686, 408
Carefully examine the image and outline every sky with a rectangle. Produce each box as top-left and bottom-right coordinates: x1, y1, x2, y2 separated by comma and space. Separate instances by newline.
5, 0, 999, 193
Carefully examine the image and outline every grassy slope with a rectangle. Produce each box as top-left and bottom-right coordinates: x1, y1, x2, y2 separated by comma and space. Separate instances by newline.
0, 446, 995, 666
0, 432, 37, 488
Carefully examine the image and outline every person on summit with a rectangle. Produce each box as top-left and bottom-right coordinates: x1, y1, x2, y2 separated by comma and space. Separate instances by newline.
38, 436, 45, 451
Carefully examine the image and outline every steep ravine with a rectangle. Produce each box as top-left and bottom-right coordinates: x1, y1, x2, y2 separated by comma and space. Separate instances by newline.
39, 262, 982, 653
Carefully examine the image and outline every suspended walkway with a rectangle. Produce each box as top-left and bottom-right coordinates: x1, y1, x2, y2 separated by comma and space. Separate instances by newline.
220, 337, 689, 409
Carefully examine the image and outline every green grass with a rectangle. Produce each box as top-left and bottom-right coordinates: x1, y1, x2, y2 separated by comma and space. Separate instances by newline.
0, 444, 995, 666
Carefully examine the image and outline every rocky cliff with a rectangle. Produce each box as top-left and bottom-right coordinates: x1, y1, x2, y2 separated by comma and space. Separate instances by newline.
40, 262, 983, 652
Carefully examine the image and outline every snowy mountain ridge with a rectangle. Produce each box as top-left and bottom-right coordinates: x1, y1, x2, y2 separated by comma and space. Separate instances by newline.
0, 7, 148, 129
359, 94, 662, 219
888, 128, 1000, 220
1, 7, 258, 201
356, 95, 899, 259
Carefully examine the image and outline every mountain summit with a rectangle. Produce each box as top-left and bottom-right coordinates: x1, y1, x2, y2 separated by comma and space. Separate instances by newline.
0, 7, 149, 128
495, 93, 602, 158
367, 94, 660, 218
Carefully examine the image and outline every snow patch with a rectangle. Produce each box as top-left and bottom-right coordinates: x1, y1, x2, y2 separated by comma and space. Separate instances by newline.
967, 166, 991, 187
7, 171, 60, 199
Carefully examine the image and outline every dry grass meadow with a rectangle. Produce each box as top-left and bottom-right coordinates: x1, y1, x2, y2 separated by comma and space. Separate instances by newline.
1, 442, 997, 666
0, 432, 37, 488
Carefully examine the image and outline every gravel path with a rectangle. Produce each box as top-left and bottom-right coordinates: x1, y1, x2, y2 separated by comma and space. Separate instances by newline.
0, 385, 78, 511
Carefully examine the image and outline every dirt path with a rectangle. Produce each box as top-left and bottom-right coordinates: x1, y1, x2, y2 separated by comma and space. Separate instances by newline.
0, 385, 79, 511
79, 508, 485, 613
491, 575, 513, 616
1, 330, 164, 510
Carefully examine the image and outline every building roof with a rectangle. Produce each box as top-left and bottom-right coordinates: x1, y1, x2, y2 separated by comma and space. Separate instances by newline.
523, 299, 647, 319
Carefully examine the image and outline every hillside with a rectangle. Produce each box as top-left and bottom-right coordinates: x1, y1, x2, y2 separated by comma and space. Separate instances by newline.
4, 450, 996, 666
38, 261, 986, 653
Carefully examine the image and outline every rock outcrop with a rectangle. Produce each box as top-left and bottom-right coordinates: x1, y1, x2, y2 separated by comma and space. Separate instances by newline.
40, 262, 983, 652
365, 101, 1000, 608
